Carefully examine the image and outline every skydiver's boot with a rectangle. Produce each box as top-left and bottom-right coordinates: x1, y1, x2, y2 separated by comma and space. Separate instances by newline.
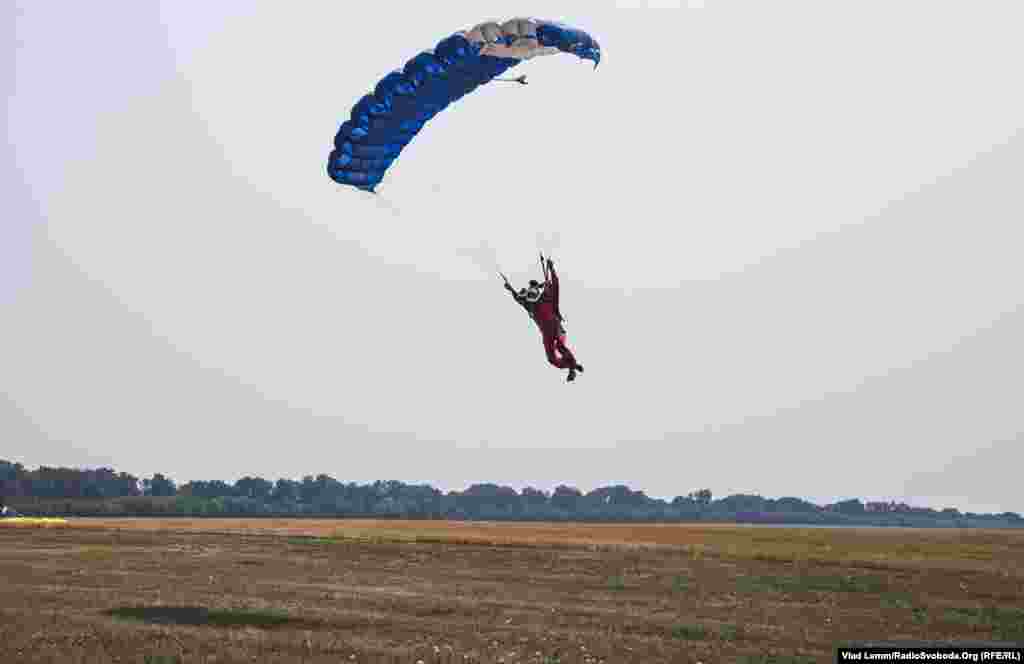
566, 367, 577, 382
576, 364, 584, 373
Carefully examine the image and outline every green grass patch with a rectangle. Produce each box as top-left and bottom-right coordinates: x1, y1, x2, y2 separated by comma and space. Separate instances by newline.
608, 574, 626, 591
911, 607, 929, 625
143, 657, 182, 664
671, 623, 707, 640
943, 607, 1024, 641
736, 573, 884, 594
106, 606, 297, 629
720, 623, 740, 641
671, 574, 691, 593
880, 593, 913, 609
286, 536, 338, 546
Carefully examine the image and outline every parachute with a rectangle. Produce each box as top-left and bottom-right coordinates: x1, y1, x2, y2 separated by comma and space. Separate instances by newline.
327, 18, 601, 193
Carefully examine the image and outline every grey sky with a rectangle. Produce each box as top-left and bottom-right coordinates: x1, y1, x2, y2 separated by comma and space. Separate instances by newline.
4, 1, 1022, 514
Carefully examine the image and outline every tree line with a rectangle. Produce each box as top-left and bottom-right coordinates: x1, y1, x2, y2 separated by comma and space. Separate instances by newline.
2, 459, 1021, 528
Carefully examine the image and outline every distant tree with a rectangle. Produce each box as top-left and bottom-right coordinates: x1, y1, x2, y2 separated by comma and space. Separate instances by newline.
234, 476, 272, 500
775, 496, 820, 513
298, 476, 317, 503
689, 489, 712, 506
586, 485, 652, 509
551, 485, 582, 512
715, 494, 768, 513
521, 487, 548, 506
0, 460, 25, 481
456, 484, 520, 516
180, 480, 233, 498
272, 479, 298, 503
832, 498, 865, 515
143, 473, 176, 497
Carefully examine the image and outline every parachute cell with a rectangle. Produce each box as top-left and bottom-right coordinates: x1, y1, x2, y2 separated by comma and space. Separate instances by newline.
327, 17, 601, 192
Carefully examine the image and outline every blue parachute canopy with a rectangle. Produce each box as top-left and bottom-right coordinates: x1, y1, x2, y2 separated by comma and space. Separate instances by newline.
327, 18, 601, 193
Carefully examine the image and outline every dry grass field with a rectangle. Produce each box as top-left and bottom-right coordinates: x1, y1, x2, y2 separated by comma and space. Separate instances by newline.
1, 518, 1022, 663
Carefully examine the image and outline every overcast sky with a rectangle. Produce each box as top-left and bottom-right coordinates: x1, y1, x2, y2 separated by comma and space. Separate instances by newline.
4, 1, 1022, 514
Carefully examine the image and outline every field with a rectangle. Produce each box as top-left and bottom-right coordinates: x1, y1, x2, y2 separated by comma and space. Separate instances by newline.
2, 519, 1022, 663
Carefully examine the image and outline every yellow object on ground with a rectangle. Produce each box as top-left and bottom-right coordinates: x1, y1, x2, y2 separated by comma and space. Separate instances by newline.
0, 517, 69, 526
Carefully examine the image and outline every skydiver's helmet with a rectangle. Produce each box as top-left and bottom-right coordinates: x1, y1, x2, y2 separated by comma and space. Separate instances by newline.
524, 280, 544, 303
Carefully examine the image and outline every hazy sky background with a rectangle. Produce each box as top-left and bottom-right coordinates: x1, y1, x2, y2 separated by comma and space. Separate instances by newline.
4, 1, 1023, 513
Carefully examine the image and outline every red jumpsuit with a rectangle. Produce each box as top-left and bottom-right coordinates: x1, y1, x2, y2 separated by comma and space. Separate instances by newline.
526, 273, 578, 370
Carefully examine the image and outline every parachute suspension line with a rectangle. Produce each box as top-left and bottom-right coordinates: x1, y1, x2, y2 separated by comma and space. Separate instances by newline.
494, 75, 528, 85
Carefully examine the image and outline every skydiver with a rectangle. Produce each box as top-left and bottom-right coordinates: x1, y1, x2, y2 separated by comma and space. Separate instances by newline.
501, 255, 584, 382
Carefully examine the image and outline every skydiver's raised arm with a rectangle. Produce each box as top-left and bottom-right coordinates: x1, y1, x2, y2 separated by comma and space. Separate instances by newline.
501, 273, 531, 312
545, 258, 560, 303
500, 272, 513, 292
